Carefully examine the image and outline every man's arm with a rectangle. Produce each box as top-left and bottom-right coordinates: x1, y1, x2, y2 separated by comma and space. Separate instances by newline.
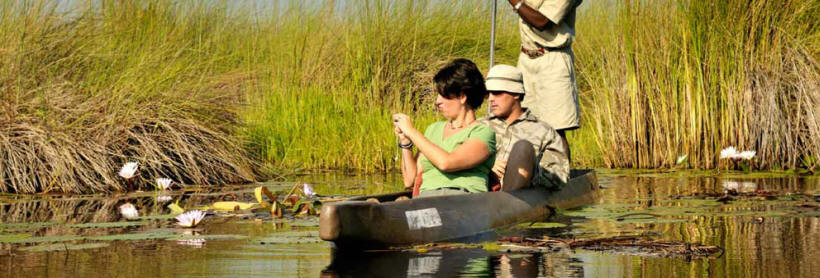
509, 0, 577, 31
509, 0, 554, 30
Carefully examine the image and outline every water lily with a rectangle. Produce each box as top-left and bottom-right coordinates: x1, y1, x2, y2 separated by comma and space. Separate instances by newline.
722, 180, 740, 191
176, 238, 206, 247
155, 195, 173, 203
676, 155, 688, 165
741, 181, 758, 192
303, 183, 316, 197
736, 151, 756, 160
118, 203, 139, 220
719, 147, 738, 159
175, 210, 206, 228
156, 178, 173, 190
118, 162, 139, 179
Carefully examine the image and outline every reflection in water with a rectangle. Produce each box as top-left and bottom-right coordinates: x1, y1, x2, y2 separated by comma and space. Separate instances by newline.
0, 173, 818, 277
322, 248, 583, 277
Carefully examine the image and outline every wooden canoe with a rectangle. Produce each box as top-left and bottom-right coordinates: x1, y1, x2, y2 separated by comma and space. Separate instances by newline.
319, 169, 599, 249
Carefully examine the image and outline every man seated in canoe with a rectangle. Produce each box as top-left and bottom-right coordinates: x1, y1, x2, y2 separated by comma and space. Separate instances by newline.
392, 58, 497, 197
480, 64, 569, 191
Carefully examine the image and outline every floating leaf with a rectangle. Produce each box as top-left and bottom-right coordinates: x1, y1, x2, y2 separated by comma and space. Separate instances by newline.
69, 221, 149, 229
167, 203, 185, 214
0, 234, 83, 244
517, 222, 568, 229
255, 186, 277, 208
254, 231, 320, 244
208, 201, 258, 211
20, 243, 110, 252
0, 233, 31, 242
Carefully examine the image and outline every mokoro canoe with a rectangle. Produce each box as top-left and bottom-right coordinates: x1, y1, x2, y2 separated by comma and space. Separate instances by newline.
319, 169, 599, 249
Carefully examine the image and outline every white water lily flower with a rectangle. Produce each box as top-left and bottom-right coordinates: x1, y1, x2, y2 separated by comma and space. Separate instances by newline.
156, 178, 173, 190
155, 195, 173, 203
722, 180, 740, 191
741, 181, 758, 193
736, 151, 756, 160
719, 147, 738, 159
119, 203, 139, 220
175, 210, 206, 228
176, 238, 206, 247
119, 162, 139, 179
303, 183, 316, 197
676, 155, 688, 165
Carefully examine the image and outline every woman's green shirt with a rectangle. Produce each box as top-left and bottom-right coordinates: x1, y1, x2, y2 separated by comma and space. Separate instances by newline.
419, 121, 496, 193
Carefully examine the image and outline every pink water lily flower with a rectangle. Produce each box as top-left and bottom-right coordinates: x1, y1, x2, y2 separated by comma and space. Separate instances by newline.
175, 210, 206, 228
119, 162, 139, 179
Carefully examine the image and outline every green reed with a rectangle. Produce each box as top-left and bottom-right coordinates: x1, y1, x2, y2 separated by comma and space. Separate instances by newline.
2, 0, 818, 193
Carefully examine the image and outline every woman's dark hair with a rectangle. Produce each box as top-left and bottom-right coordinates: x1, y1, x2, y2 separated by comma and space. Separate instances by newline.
434, 58, 487, 109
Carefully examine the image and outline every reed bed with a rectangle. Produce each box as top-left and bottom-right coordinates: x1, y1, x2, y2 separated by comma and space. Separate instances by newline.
576, 0, 820, 169
1, 0, 818, 193
0, 1, 260, 193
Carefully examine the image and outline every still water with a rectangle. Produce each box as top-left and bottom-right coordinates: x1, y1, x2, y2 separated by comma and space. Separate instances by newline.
1, 170, 819, 277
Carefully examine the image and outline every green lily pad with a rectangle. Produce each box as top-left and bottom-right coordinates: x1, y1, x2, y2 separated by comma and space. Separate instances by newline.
87, 231, 177, 241
20, 243, 110, 252
0, 222, 60, 232
254, 231, 320, 244
0, 234, 83, 244
138, 214, 177, 220
0, 233, 32, 242
69, 221, 149, 229
517, 222, 568, 229
170, 234, 249, 241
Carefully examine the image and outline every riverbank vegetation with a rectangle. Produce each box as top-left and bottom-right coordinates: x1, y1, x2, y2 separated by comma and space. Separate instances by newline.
1, 0, 818, 193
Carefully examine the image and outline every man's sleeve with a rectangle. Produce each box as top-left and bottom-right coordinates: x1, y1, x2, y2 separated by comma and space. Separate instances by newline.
531, 128, 570, 189
537, 0, 577, 24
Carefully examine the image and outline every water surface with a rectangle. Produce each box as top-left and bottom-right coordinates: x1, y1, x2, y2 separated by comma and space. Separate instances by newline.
1, 170, 818, 277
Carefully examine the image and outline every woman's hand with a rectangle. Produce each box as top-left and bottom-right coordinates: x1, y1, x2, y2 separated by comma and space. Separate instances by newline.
392, 113, 414, 143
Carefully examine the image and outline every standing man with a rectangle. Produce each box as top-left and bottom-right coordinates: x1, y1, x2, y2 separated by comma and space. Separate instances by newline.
508, 0, 581, 161
481, 65, 569, 191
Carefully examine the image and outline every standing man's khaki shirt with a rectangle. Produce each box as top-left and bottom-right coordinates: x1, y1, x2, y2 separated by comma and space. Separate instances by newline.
517, 0, 581, 130
480, 109, 570, 189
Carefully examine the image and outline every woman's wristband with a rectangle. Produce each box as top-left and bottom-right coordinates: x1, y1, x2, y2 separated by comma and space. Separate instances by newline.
398, 141, 414, 149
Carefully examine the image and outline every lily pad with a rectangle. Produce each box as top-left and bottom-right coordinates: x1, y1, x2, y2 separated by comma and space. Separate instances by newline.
517, 222, 568, 229
0, 234, 83, 244
0, 222, 60, 232
254, 231, 320, 244
69, 221, 149, 229
87, 231, 177, 241
20, 243, 110, 252
169, 234, 249, 241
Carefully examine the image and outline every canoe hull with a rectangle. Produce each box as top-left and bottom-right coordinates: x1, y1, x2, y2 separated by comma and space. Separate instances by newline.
319, 169, 598, 249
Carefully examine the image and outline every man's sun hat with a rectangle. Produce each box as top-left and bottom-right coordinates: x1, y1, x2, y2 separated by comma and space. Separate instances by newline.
485, 64, 525, 95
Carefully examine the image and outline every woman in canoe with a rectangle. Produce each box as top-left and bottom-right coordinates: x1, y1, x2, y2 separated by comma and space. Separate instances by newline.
392, 58, 496, 197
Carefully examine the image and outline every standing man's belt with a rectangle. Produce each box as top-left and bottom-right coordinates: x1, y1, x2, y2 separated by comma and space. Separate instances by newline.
521, 45, 567, 59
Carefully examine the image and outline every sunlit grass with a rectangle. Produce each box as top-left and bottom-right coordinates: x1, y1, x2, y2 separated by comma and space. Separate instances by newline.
2, 0, 818, 193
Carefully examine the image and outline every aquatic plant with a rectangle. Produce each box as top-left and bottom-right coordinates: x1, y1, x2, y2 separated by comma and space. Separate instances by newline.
0, 0, 262, 193
676, 155, 688, 165
119, 162, 139, 180
118, 203, 139, 221
303, 183, 316, 198
175, 210, 206, 228
155, 178, 173, 191
156, 195, 173, 203
720, 147, 739, 159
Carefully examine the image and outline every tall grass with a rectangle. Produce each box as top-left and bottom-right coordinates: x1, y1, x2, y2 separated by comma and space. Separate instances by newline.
2, 0, 818, 193
0, 1, 261, 193
575, 0, 820, 169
